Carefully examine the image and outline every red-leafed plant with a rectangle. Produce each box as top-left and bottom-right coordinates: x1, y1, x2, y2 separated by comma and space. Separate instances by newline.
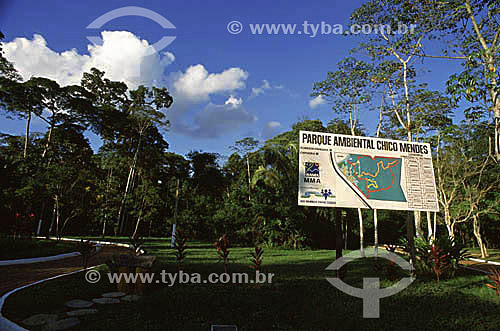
486, 267, 500, 297
429, 244, 450, 282
215, 234, 230, 273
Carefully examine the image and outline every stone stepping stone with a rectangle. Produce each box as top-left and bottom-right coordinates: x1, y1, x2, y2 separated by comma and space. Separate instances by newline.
22, 313, 58, 327
120, 294, 142, 303
65, 308, 98, 317
42, 317, 80, 331
65, 299, 93, 308
102, 291, 126, 298
92, 297, 120, 304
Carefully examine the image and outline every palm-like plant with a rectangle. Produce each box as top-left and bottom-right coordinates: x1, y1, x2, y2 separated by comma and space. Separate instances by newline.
174, 229, 187, 271
249, 246, 264, 271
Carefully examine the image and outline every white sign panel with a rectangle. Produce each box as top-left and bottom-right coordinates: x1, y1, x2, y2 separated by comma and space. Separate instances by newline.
298, 131, 439, 211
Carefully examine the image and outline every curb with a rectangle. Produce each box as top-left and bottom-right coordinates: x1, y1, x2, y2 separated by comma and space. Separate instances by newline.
35, 237, 143, 254
0, 267, 99, 331
0, 252, 82, 267
0, 238, 139, 328
467, 257, 500, 266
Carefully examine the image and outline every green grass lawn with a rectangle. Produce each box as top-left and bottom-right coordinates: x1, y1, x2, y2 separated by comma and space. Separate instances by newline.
0, 237, 79, 260
467, 247, 500, 262
3, 241, 500, 331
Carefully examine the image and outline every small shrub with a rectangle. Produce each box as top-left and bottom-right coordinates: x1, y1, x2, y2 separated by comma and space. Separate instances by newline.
215, 234, 230, 273
78, 239, 97, 269
129, 235, 145, 256
249, 246, 264, 271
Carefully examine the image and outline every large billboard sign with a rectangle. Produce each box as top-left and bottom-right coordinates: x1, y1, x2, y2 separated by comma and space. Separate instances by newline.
298, 131, 439, 212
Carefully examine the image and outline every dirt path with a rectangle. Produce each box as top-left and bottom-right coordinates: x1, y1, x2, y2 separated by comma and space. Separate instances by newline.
0, 245, 130, 296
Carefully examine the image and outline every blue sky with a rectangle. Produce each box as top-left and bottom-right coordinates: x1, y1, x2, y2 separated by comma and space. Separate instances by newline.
0, 0, 464, 158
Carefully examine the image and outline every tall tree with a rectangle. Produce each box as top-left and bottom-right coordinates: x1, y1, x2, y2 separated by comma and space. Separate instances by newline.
312, 57, 372, 256
230, 137, 260, 201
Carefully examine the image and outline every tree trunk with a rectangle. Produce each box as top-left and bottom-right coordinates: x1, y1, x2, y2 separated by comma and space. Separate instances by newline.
426, 211, 432, 241
414, 211, 423, 238
358, 208, 365, 257
102, 167, 113, 238
132, 192, 147, 239
41, 122, 54, 159
344, 213, 348, 250
407, 212, 416, 274
246, 155, 251, 201
36, 202, 45, 236
48, 201, 56, 235
117, 164, 135, 234
174, 178, 180, 220
23, 111, 31, 159
118, 132, 143, 234
495, 116, 500, 162
433, 212, 437, 241
55, 196, 60, 239
472, 215, 488, 258
373, 209, 378, 257
444, 209, 455, 239
335, 208, 345, 280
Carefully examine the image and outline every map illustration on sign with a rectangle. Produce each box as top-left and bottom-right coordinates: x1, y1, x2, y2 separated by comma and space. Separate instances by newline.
335, 153, 406, 202
298, 131, 439, 212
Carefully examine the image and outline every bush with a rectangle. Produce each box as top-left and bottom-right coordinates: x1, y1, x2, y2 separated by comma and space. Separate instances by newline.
401, 236, 470, 280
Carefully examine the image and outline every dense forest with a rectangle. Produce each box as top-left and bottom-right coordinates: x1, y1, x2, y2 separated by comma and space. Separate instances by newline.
1, 0, 499, 257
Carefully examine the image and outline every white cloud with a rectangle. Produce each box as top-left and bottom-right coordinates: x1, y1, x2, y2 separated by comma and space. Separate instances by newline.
262, 120, 281, 139
268, 121, 280, 128
172, 64, 248, 103
309, 95, 326, 109
251, 79, 272, 96
224, 95, 243, 108
3, 31, 175, 88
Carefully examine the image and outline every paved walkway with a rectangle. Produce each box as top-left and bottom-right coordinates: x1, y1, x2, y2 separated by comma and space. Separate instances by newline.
460, 259, 500, 274
0, 245, 129, 297
376, 245, 500, 274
